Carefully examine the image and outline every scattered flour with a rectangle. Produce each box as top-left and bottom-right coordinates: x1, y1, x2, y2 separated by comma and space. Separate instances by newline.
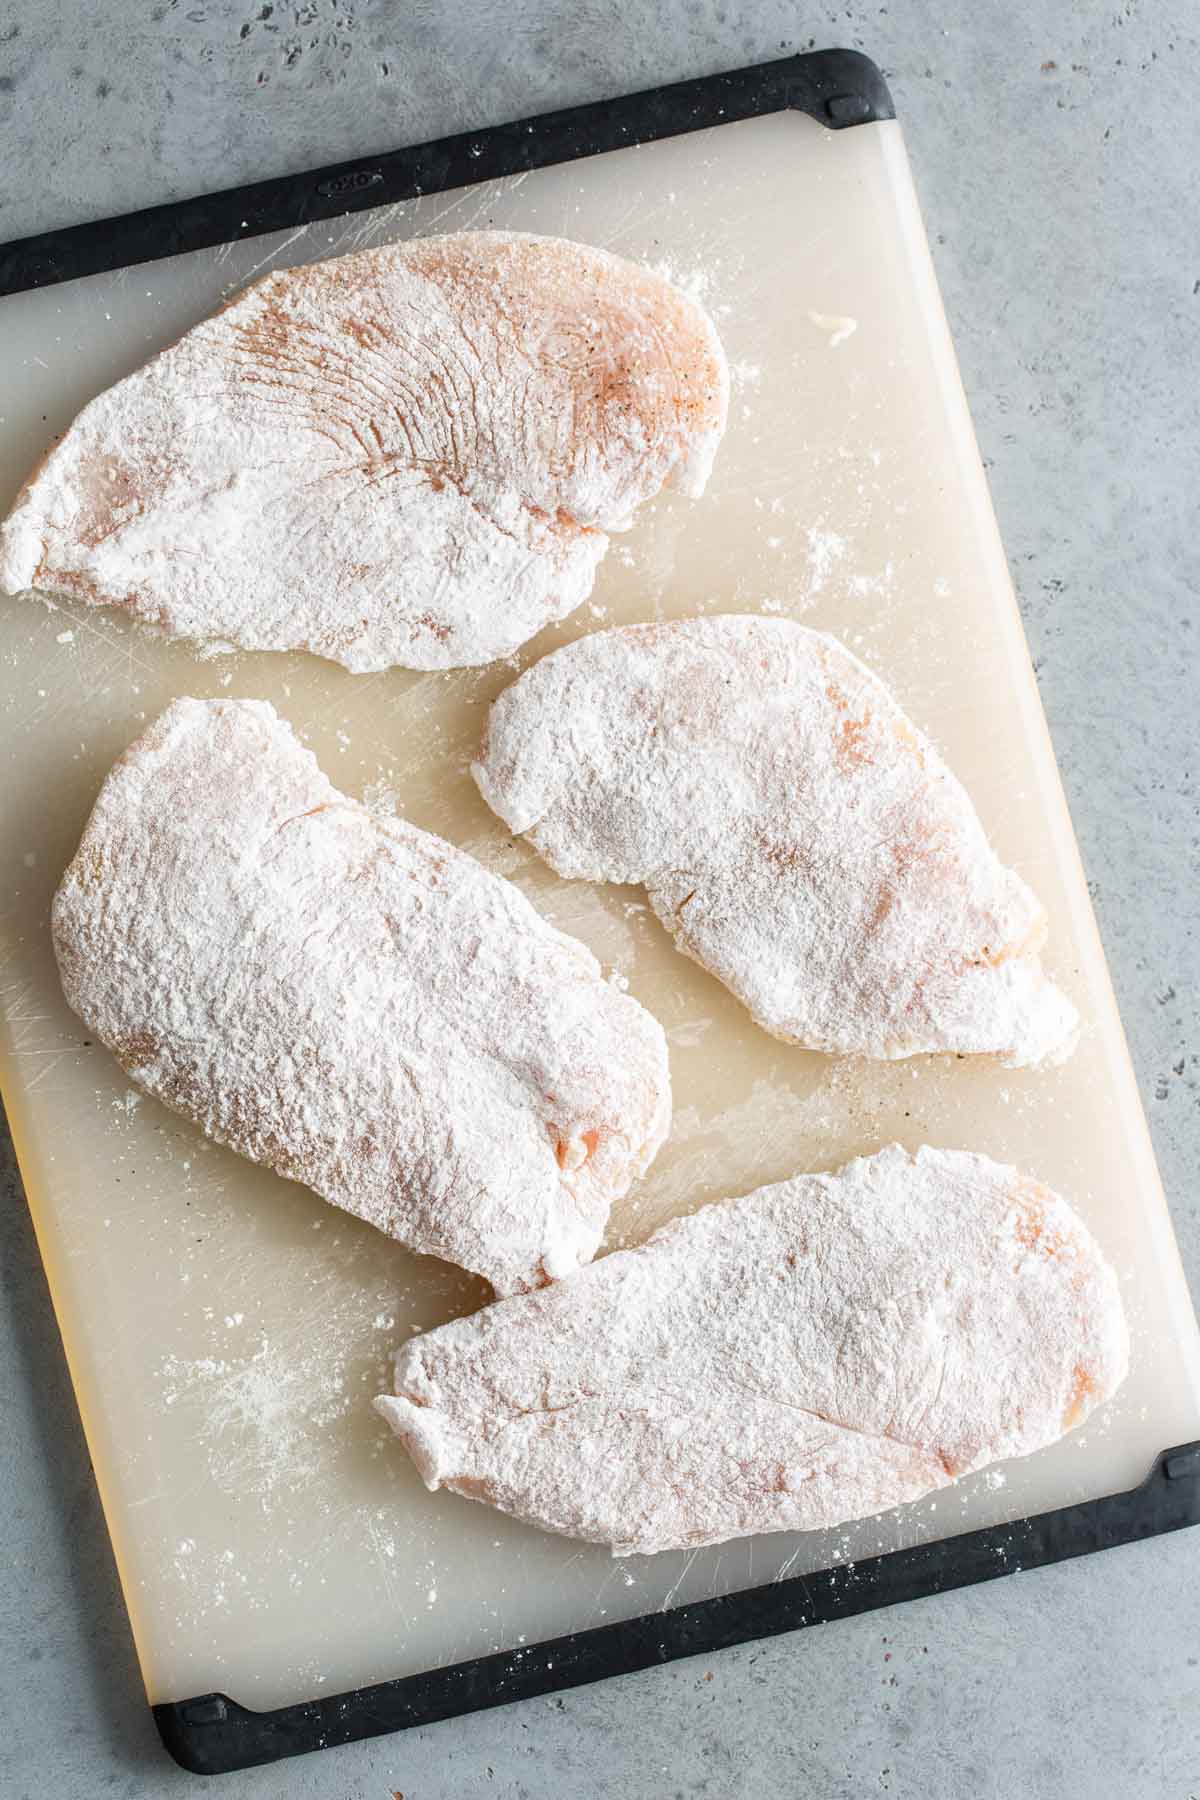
808, 310, 858, 348
804, 525, 849, 595
158, 1335, 356, 1504
361, 777, 402, 817
729, 358, 762, 389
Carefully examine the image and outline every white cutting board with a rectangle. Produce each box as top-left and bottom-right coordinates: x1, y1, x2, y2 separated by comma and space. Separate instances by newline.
2, 110, 1198, 1715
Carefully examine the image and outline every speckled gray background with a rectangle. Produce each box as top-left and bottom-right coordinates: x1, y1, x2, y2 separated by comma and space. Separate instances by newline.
2, 4, 1198, 1796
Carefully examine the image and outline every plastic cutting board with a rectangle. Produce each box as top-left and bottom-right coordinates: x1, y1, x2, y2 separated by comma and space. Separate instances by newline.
1, 51, 1197, 1776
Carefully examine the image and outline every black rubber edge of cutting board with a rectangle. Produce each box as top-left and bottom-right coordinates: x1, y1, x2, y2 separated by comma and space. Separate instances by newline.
155, 1443, 1200, 1776
0, 46, 892, 296
9, 43, 1192, 1776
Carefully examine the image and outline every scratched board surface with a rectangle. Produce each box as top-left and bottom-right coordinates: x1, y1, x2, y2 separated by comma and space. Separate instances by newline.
2, 112, 1198, 1713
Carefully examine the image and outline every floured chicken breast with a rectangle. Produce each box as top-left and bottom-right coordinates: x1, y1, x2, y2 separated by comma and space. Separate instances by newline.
0, 233, 728, 671
473, 616, 1079, 1067
52, 699, 670, 1294
376, 1144, 1127, 1554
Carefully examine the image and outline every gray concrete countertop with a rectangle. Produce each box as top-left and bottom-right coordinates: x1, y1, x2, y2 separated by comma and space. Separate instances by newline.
2, 4, 1197, 1796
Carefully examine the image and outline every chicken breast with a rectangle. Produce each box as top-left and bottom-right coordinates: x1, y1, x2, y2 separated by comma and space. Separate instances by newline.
0, 233, 728, 672
52, 698, 670, 1294
472, 616, 1079, 1067
376, 1144, 1128, 1554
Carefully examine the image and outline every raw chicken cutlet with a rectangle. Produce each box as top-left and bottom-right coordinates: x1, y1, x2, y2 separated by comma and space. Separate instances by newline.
0, 232, 728, 672
473, 615, 1079, 1067
52, 699, 671, 1295
376, 1144, 1128, 1554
